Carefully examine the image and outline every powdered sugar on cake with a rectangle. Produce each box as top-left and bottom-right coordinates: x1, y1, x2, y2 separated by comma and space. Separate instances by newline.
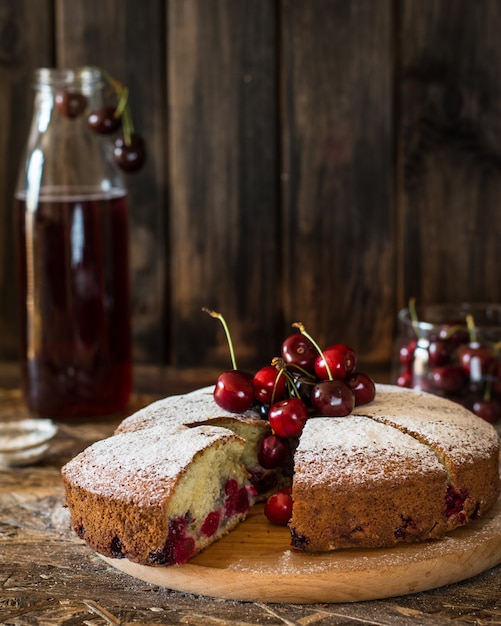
62, 382, 500, 565
359, 384, 500, 462
116, 387, 264, 434
295, 414, 445, 485
289, 384, 500, 553
62, 423, 243, 505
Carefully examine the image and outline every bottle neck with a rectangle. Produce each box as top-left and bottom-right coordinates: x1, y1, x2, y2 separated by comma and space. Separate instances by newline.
34, 67, 104, 89
34, 67, 105, 111
17, 67, 125, 198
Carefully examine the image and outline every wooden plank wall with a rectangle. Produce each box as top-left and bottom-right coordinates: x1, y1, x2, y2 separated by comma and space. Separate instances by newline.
0, 0, 500, 384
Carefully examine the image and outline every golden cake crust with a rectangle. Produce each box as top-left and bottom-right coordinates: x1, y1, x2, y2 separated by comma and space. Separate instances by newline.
289, 415, 450, 551
289, 385, 500, 551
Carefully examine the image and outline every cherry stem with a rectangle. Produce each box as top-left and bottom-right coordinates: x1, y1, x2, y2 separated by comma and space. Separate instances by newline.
271, 357, 300, 399
272, 355, 316, 380
203, 308, 238, 370
92, 66, 135, 145
114, 86, 129, 118
120, 97, 134, 145
273, 364, 287, 403
292, 322, 333, 381
408, 297, 422, 340
271, 356, 286, 369
443, 323, 466, 340
466, 314, 478, 344
484, 363, 494, 402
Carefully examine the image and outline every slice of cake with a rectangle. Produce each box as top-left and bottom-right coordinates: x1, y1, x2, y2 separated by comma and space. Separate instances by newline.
62, 423, 255, 566
289, 385, 500, 552
289, 415, 450, 551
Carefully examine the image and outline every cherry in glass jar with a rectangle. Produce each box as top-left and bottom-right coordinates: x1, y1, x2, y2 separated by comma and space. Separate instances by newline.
393, 303, 501, 425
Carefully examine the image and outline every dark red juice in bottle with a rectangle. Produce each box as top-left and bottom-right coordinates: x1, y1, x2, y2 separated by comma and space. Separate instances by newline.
16, 191, 132, 418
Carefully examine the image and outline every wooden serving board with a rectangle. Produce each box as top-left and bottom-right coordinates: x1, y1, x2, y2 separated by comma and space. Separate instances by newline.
100, 497, 501, 603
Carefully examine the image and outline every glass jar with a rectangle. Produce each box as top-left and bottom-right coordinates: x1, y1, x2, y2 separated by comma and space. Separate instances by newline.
393, 303, 501, 425
15, 67, 132, 418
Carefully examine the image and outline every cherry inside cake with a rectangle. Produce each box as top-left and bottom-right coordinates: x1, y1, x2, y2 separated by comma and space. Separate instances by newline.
61, 384, 500, 566
62, 422, 255, 565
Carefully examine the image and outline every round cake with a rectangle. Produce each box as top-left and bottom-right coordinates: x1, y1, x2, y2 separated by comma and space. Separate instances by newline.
61, 384, 500, 566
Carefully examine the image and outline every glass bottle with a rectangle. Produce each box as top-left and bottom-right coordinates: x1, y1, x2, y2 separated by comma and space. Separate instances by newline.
15, 67, 132, 418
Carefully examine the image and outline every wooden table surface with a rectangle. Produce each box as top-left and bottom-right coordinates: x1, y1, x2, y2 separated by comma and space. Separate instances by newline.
1, 383, 501, 626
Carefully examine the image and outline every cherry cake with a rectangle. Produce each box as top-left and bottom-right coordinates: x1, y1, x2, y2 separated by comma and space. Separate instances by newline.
61, 384, 500, 566
62, 422, 255, 565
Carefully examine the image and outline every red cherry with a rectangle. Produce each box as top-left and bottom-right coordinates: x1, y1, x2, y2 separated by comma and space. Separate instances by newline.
55, 90, 87, 118
459, 343, 494, 381
257, 434, 290, 469
489, 361, 501, 396
428, 339, 452, 367
311, 379, 355, 416
253, 365, 286, 404
430, 365, 467, 394
472, 398, 501, 424
396, 370, 413, 388
346, 372, 376, 406
88, 105, 121, 134
281, 333, 317, 372
264, 488, 293, 526
314, 344, 356, 380
268, 398, 309, 438
114, 133, 146, 172
214, 370, 254, 412
399, 340, 417, 366
439, 322, 469, 347
204, 308, 256, 413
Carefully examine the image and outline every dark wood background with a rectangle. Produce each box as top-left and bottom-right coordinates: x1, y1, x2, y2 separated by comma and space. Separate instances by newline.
1, 0, 500, 389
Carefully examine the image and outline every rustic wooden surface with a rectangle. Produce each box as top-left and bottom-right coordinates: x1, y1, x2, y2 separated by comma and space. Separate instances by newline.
1, 386, 501, 625
2, 0, 501, 377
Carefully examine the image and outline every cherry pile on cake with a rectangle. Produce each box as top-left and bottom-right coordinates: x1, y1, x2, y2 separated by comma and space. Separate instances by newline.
62, 320, 500, 567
